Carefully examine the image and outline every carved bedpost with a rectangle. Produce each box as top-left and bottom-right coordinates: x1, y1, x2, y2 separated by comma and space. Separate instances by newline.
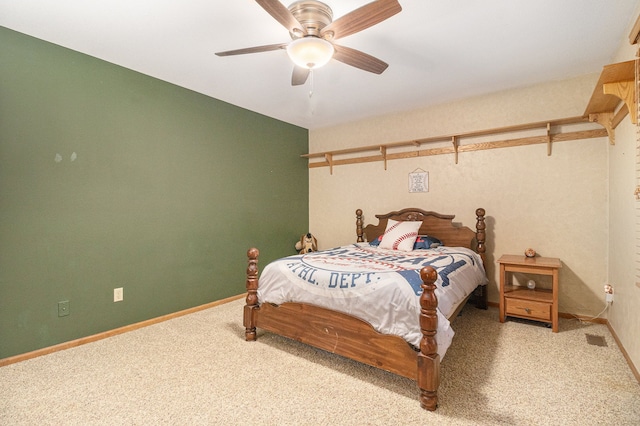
356, 209, 364, 242
475, 208, 486, 263
417, 266, 440, 411
474, 208, 488, 309
244, 248, 260, 341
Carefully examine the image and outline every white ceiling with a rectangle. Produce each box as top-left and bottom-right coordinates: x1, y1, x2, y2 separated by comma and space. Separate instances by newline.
1, 0, 638, 130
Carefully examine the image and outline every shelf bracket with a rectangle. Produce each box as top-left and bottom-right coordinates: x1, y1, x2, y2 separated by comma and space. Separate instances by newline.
451, 136, 459, 164
546, 123, 552, 156
602, 80, 637, 124
325, 153, 334, 175
380, 146, 387, 170
588, 112, 615, 145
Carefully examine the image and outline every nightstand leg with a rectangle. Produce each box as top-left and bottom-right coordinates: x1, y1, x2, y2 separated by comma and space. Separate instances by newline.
552, 269, 559, 332
499, 264, 506, 323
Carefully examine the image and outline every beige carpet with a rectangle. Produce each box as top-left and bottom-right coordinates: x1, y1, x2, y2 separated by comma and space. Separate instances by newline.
1, 298, 639, 425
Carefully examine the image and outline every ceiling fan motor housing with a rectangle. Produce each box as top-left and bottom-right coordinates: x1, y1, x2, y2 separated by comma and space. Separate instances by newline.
288, 1, 333, 38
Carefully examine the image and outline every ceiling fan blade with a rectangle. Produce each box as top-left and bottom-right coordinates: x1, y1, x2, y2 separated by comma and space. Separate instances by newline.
255, 0, 307, 36
215, 43, 287, 56
291, 66, 310, 86
320, 0, 402, 41
332, 45, 388, 74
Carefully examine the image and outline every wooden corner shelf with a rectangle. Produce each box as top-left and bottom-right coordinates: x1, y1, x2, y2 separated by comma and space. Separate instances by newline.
584, 60, 637, 144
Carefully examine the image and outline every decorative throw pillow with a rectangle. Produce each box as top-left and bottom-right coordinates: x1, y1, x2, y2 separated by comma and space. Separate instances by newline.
369, 234, 442, 249
368, 235, 383, 246
413, 235, 443, 249
378, 219, 422, 251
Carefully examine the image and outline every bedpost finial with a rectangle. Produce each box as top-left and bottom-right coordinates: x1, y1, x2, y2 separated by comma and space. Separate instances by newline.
420, 266, 438, 284
474, 209, 487, 258
247, 247, 260, 259
356, 209, 364, 242
475, 208, 486, 234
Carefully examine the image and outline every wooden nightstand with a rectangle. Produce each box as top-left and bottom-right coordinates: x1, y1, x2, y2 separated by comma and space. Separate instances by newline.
498, 254, 561, 332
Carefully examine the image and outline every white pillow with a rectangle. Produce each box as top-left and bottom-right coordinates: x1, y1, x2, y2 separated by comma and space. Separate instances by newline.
379, 219, 422, 252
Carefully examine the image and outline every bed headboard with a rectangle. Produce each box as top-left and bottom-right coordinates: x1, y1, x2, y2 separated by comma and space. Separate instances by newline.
356, 207, 486, 259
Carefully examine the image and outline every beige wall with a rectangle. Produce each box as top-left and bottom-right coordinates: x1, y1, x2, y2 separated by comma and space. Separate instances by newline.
608, 19, 640, 374
308, 7, 640, 384
309, 73, 608, 318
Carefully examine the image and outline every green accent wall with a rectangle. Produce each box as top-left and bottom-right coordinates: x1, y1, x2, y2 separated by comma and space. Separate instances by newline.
0, 27, 309, 359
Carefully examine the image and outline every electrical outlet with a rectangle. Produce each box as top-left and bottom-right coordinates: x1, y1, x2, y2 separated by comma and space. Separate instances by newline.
604, 284, 613, 303
114, 287, 123, 302
58, 300, 70, 317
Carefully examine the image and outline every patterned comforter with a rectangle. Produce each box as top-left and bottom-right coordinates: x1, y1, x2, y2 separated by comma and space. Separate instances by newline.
257, 243, 487, 358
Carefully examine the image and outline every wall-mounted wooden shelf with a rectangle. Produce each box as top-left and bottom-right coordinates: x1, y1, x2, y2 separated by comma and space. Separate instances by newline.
303, 60, 636, 173
584, 60, 636, 144
303, 116, 606, 173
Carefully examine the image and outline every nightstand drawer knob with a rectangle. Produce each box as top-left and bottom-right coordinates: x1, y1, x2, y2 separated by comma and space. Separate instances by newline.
525, 308, 531, 314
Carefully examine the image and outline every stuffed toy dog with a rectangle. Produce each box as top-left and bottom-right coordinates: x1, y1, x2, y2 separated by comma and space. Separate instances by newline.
295, 233, 317, 254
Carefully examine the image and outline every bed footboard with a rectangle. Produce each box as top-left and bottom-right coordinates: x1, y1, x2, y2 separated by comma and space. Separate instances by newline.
242, 247, 442, 411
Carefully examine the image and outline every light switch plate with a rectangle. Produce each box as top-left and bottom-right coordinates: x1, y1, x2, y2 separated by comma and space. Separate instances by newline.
58, 300, 70, 317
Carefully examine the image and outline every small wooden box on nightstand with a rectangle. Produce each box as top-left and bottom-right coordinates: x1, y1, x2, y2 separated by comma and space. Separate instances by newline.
497, 254, 561, 332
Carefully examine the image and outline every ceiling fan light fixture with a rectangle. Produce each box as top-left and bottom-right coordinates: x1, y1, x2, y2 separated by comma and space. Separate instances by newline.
286, 36, 334, 69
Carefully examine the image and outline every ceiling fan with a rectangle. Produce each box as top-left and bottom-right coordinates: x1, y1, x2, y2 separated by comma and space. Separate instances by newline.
215, 0, 402, 86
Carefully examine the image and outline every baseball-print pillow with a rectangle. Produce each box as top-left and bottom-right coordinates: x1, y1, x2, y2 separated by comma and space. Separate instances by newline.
379, 219, 422, 252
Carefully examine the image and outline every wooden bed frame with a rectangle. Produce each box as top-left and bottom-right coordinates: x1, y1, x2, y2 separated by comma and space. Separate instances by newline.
244, 207, 487, 410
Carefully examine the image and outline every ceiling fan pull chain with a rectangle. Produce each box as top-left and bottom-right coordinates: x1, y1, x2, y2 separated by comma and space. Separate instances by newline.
309, 69, 315, 98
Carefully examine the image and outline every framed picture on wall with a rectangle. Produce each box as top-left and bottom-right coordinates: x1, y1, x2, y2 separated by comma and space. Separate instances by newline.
409, 169, 429, 193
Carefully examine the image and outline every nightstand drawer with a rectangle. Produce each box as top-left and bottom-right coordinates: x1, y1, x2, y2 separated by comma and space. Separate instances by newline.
505, 297, 551, 321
